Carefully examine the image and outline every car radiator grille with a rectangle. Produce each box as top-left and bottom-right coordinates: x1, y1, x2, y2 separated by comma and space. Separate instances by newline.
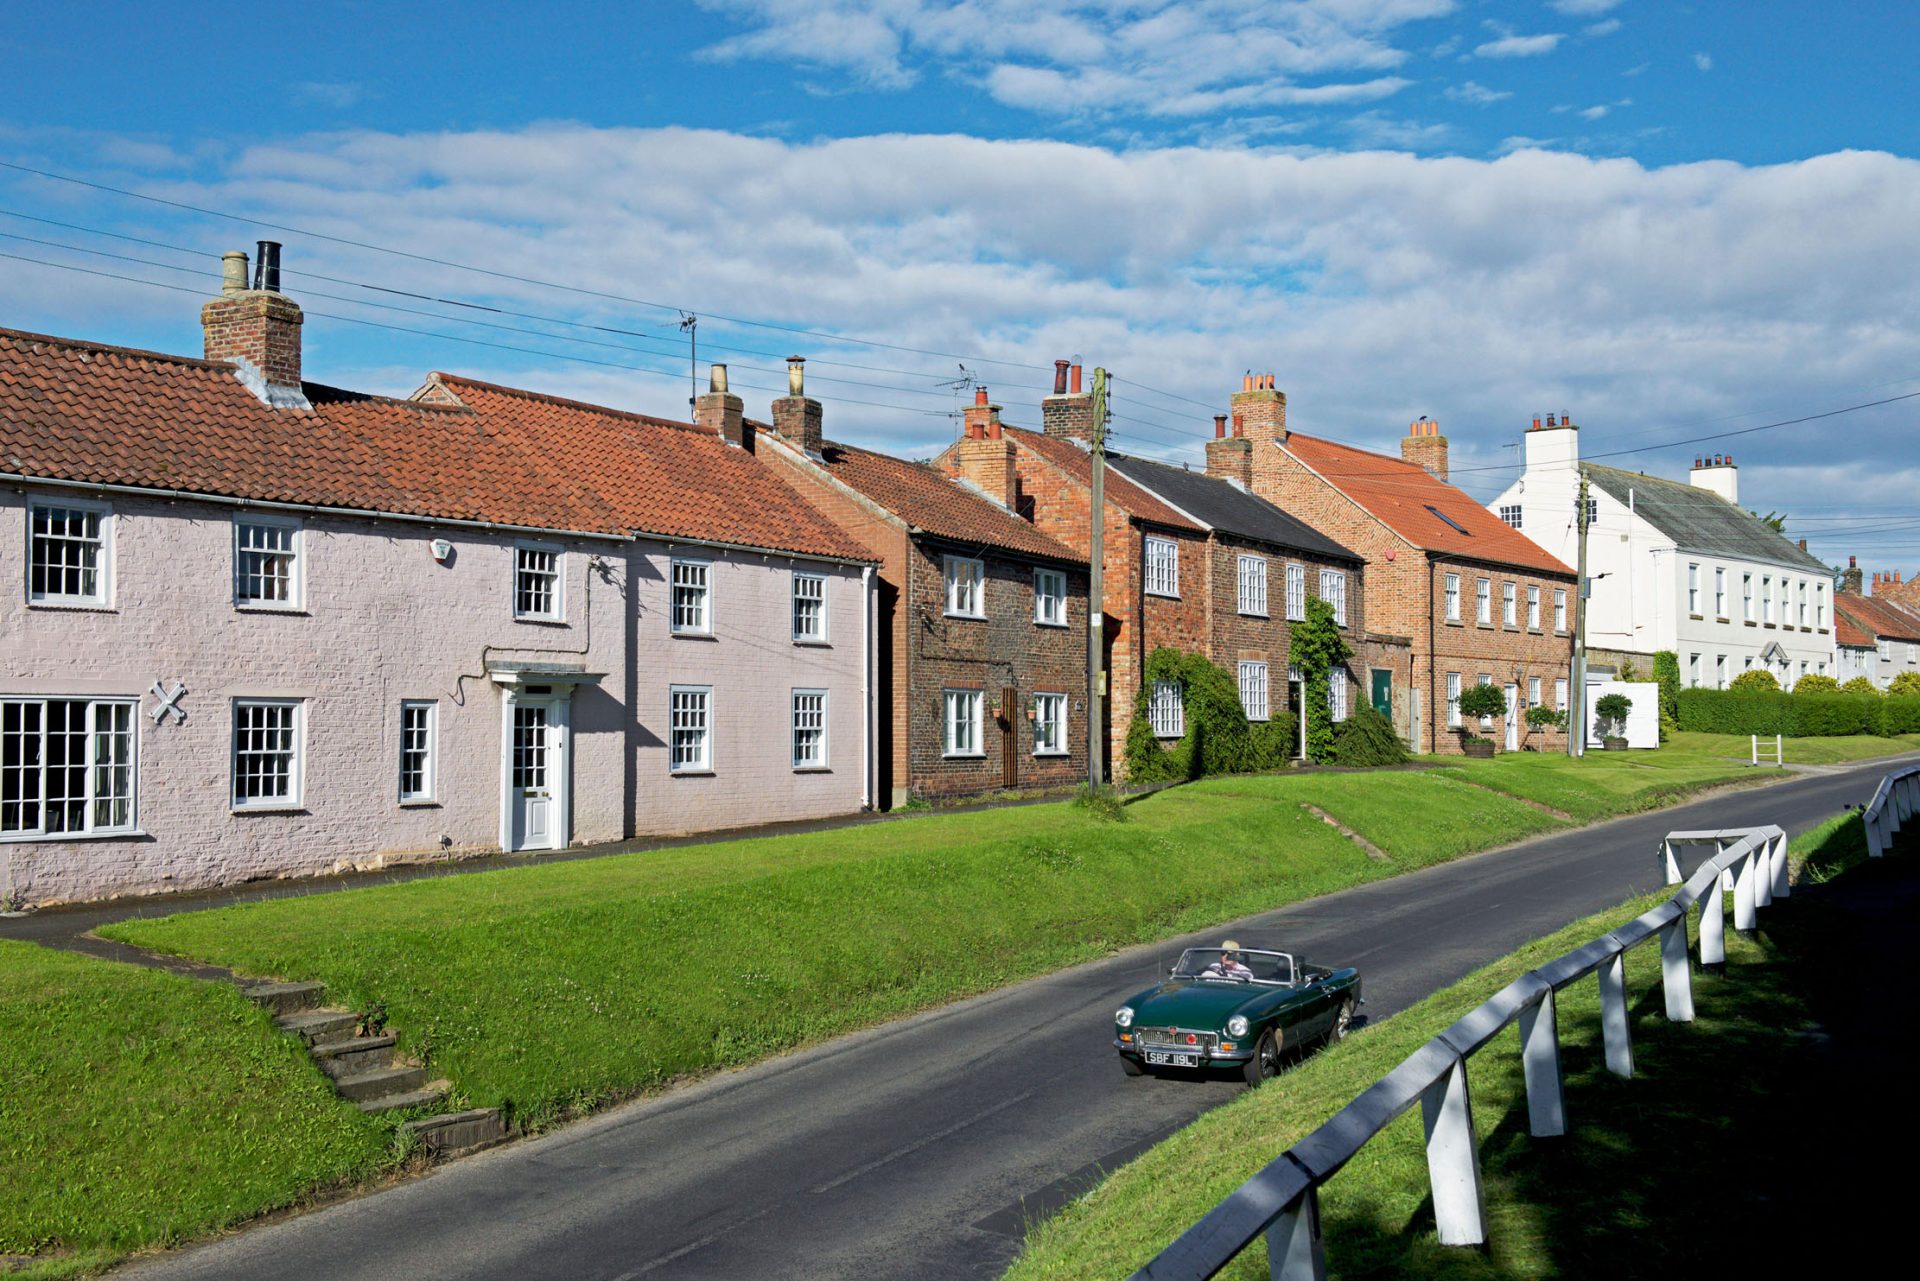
1136, 1028, 1218, 1053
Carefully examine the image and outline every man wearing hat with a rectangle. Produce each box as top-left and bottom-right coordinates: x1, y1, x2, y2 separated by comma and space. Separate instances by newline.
1202, 941, 1254, 981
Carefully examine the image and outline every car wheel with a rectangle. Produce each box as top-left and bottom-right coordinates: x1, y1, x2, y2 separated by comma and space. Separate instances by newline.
1242, 1029, 1282, 1087
1120, 1053, 1147, 1077
1329, 998, 1356, 1044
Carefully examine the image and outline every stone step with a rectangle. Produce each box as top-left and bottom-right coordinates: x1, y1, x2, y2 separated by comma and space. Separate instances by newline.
243, 980, 325, 1015
358, 1079, 451, 1115
334, 1063, 427, 1104
276, 1009, 359, 1046
401, 1108, 508, 1157
312, 1033, 397, 1080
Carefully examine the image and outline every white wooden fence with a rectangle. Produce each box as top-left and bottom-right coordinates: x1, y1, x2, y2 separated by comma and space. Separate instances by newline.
1864, 763, 1920, 858
1130, 824, 1789, 1281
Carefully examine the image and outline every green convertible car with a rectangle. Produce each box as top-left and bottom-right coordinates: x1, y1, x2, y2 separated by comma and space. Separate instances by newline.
1113, 942, 1363, 1085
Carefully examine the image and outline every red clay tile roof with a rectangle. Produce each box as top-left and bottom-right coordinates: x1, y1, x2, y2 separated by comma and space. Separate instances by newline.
1836, 591, 1920, 643
998, 426, 1204, 533
427, 375, 870, 560
811, 438, 1083, 564
1279, 432, 1574, 576
0, 327, 612, 534
1835, 613, 1874, 648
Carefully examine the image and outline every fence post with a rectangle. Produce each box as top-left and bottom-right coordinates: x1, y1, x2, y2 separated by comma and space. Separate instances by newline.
1597, 952, 1633, 1078
1869, 806, 1886, 858
1265, 1186, 1327, 1281
1753, 839, 1774, 909
1518, 990, 1565, 1137
1698, 874, 1726, 967
1421, 1057, 1488, 1246
1662, 838, 1680, 885
1750, 734, 1757, 766
1732, 847, 1757, 932
1769, 830, 1790, 900
1659, 915, 1694, 1021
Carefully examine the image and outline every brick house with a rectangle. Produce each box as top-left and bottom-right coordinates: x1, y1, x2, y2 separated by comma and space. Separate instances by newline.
756, 378, 1090, 805
1835, 561, 1920, 689
0, 248, 875, 905
1236, 377, 1577, 755
934, 373, 1391, 776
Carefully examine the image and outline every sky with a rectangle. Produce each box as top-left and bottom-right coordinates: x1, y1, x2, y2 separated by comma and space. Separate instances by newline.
2, 1, 1917, 574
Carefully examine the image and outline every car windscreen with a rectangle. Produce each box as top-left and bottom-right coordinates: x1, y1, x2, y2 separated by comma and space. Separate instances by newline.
1173, 948, 1295, 985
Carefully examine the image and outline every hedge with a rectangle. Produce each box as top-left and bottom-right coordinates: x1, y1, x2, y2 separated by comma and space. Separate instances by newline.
1677, 687, 1920, 737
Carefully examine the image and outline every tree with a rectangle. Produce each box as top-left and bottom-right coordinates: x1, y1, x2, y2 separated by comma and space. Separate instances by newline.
1841, 676, 1880, 696
1794, 673, 1840, 694
1595, 692, 1633, 740
1890, 671, 1920, 697
1748, 510, 1787, 533
1289, 596, 1352, 764
1729, 668, 1780, 692
1456, 682, 1507, 735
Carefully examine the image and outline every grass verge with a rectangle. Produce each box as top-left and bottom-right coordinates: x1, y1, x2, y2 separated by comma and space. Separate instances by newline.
1667, 729, 1920, 766
0, 941, 395, 1278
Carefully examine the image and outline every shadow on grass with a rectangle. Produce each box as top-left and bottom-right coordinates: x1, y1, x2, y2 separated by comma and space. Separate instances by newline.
1307, 842, 1920, 1279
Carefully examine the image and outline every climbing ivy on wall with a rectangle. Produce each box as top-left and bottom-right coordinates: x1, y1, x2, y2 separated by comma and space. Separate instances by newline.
1124, 648, 1296, 782
1289, 597, 1353, 764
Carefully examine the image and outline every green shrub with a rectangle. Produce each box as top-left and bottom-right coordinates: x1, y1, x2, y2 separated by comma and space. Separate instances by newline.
1841, 676, 1879, 696
1123, 648, 1298, 782
1595, 692, 1633, 737
1652, 651, 1681, 741
1890, 671, 1920, 697
1793, 674, 1840, 694
1290, 598, 1353, 765
1677, 688, 1792, 734
1457, 682, 1507, 720
1875, 696, 1920, 735
1525, 705, 1567, 732
1070, 783, 1129, 822
1729, 668, 1780, 692
1790, 693, 1875, 736
1331, 705, 1409, 766
1675, 687, 1904, 736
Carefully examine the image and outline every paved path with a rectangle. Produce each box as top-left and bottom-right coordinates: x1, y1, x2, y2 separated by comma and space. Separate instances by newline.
111, 756, 1911, 1281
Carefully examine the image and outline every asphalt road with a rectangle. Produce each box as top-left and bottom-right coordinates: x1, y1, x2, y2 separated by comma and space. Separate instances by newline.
117, 757, 1910, 1281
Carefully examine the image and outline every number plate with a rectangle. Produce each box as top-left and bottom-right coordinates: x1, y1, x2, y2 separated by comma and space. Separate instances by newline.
1144, 1050, 1199, 1067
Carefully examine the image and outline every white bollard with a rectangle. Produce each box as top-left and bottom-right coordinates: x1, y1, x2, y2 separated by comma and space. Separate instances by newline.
1660, 917, 1694, 1022
1699, 876, 1726, 967
1266, 1186, 1327, 1281
1518, 991, 1566, 1137
1421, 1058, 1488, 1246
1750, 734, 1758, 766
1733, 849, 1757, 931
1597, 952, 1633, 1079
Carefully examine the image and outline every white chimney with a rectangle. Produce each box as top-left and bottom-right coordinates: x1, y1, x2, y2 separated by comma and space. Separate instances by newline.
1689, 453, 1738, 504
1522, 410, 1579, 476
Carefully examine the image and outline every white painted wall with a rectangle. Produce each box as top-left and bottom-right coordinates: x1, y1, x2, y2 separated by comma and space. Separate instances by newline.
1583, 680, 1660, 749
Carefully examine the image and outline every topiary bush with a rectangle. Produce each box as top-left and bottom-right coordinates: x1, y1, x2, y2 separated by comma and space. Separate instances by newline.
1729, 668, 1780, 692
1794, 674, 1840, 695
1331, 704, 1409, 766
1595, 692, 1633, 739
1841, 676, 1879, 696
1890, 671, 1920, 698
1123, 648, 1298, 782
1525, 705, 1567, 732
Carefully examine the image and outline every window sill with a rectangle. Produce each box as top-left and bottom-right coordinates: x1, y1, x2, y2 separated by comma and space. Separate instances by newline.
1034, 619, 1070, 629
792, 638, 833, 647
1444, 618, 1464, 627
398, 799, 442, 809
792, 766, 834, 774
671, 630, 717, 640
670, 769, 716, 778
1144, 591, 1181, 601
27, 600, 115, 613
235, 604, 309, 615
1239, 611, 1269, 620
1034, 751, 1070, 759
1715, 617, 1731, 624
1688, 614, 1705, 621
942, 752, 986, 760
514, 616, 569, 627
1744, 621, 1758, 627
943, 611, 987, 622
232, 805, 308, 816
0, 827, 147, 844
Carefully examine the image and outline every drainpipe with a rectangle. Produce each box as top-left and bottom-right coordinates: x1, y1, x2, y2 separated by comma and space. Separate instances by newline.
861, 563, 874, 811
1427, 550, 1439, 755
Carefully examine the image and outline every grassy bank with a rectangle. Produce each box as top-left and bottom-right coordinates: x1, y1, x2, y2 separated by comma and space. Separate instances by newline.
1667, 729, 1920, 766
0, 942, 394, 1278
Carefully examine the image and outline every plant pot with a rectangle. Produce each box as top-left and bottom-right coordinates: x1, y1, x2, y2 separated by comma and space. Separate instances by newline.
1603, 736, 1629, 751
1461, 740, 1496, 758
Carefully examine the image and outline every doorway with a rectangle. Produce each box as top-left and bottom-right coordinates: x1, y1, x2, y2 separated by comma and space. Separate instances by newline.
1504, 682, 1519, 752
1370, 669, 1392, 719
502, 692, 569, 852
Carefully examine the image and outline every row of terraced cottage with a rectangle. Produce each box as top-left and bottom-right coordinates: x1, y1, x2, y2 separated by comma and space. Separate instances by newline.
8, 249, 1600, 905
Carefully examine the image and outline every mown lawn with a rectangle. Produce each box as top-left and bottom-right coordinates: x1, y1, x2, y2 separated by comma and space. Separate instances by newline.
0, 942, 394, 1278
1006, 841, 1893, 1281
1431, 740, 1782, 821
1667, 728, 1920, 766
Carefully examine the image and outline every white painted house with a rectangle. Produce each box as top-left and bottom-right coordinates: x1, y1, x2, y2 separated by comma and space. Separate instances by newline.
1488, 416, 1834, 689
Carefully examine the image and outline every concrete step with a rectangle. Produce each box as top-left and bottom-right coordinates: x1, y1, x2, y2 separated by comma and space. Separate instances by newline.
358, 1079, 451, 1114
276, 1009, 358, 1046
243, 980, 325, 1015
401, 1107, 508, 1157
312, 1033, 397, 1080
334, 1063, 427, 1103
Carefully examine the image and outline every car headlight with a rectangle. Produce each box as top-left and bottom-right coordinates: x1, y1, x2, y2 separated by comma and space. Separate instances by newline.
1115, 1006, 1135, 1029
1226, 1015, 1249, 1038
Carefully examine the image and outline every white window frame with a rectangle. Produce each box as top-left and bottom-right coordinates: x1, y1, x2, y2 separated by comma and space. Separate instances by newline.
1743, 572, 1754, 622
233, 513, 303, 610
1033, 567, 1068, 627
1689, 654, 1700, 688
943, 689, 984, 758
513, 542, 564, 622
1714, 567, 1727, 618
1528, 676, 1542, 709
26, 496, 113, 607
1319, 569, 1348, 627
1687, 562, 1699, 614
1144, 537, 1179, 598
1554, 588, 1568, 632
1499, 504, 1522, 529
1762, 576, 1774, 624
1501, 581, 1517, 627
1445, 573, 1461, 622
1238, 661, 1270, 722
1716, 654, 1727, 688
1879, 638, 1893, 661
1477, 673, 1494, 728
792, 571, 828, 643
1, 696, 138, 838
1476, 577, 1492, 625
669, 685, 713, 773
1285, 563, 1306, 621
1816, 583, 1827, 629
1032, 691, 1068, 756
398, 700, 437, 803
671, 557, 713, 636
1526, 584, 1540, 629
1446, 672, 1462, 728
231, 698, 303, 810
944, 555, 985, 619
1797, 580, 1808, 627
1238, 555, 1268, 617
1149, 680, 1185, 738
1329, 669, 1348, 723
791, 689, 828, 769
1555, 677, 1569, 708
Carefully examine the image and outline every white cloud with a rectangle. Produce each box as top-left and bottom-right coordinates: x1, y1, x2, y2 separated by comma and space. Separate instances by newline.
293, 82, 367, 110
1693, 51, 1714, 71
1473, 30, 1564, 59
1622, 61, 1650, 76
1584, 19, 1622, 37
1580, 104, 1609, 120
7, 124, 1919, 569
1445, 80, 1512, 106
1548, 0, 1620, 13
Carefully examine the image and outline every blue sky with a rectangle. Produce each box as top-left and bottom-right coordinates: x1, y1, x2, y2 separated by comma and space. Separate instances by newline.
3, 1, 1918, 570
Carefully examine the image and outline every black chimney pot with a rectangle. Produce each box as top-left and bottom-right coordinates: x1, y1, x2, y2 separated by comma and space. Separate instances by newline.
253, 240, 282, 293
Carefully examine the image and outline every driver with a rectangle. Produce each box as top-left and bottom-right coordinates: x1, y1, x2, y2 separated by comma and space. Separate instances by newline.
1202, 941, 1254, 982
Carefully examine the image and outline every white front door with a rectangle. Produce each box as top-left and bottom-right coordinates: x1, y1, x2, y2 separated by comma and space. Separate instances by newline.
508, 698, 565, 852
1504, 683, 1520, 751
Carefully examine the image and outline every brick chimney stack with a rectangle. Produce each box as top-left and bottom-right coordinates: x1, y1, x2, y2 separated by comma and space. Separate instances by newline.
1230, 372, 1287, 442
1205, 410, 1252, 487
954, 387, 1018, 508
696, 363, 749, 450
1400, 416, 1448, 481
1843, 555, 1864, 595
201, 241, 309, 410
770, 355, 823, 454
1042, 361, 1096, 442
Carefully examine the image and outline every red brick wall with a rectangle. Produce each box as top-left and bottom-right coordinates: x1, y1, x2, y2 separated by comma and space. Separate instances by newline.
200, 292, 302, 388
1428, 557, 1576, 754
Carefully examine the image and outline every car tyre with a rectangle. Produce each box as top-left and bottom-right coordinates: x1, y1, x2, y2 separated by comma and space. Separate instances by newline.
1242, 1029, 1282, 1087
1329, 998, 1356, 1044
1120, 1053, 1147, 1077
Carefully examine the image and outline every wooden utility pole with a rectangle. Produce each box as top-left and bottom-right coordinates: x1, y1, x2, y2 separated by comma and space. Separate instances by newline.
1571, 472, 1590, 758
1088, 366, 1109, 788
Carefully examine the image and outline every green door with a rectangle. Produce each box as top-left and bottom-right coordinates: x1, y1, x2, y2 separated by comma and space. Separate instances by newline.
1370, 669, 1392, 718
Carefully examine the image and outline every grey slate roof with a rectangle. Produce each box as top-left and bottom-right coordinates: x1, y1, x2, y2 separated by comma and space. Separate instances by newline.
1106, 453, 1360, 563
1582, 463, 1828, 573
